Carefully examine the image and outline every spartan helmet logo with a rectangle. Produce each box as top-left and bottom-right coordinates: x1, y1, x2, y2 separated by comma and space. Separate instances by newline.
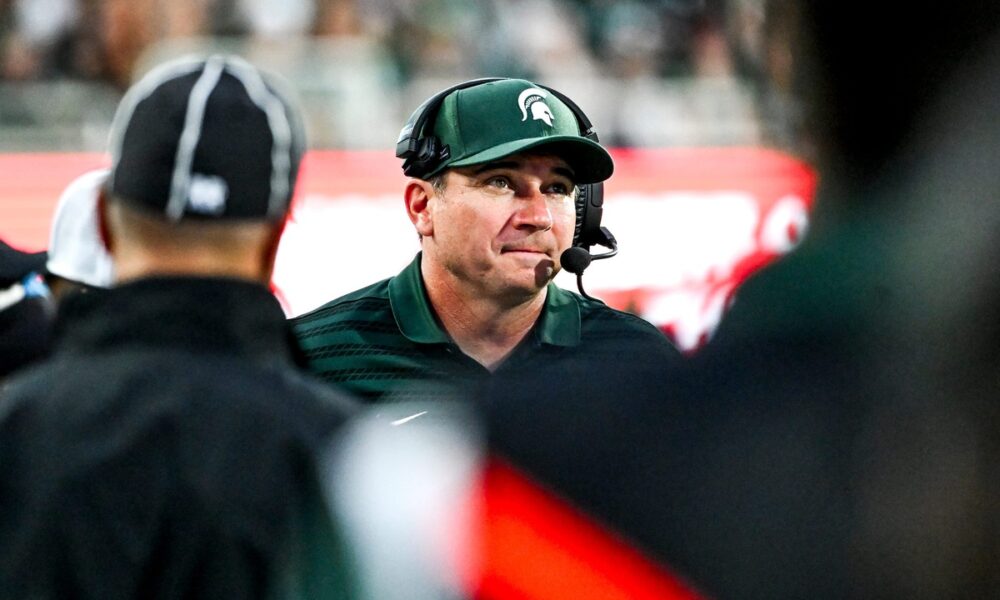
518, 87, 554, 126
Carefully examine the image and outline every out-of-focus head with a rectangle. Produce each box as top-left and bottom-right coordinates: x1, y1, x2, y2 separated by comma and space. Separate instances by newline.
101, 54, 307, 284
45, 169, 115, 301
106, 54, 306, 223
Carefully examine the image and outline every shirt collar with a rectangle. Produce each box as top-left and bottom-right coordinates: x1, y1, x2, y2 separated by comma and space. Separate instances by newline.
535, 283, 581, 347
56, 276, 297, 364
388, 253, 581, 347
388, 253, 450, 344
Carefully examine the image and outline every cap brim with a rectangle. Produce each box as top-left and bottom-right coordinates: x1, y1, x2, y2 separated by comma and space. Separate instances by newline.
446, 136, 614, 184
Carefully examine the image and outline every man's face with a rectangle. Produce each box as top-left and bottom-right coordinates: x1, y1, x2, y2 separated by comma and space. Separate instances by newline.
422, 152, 578, 303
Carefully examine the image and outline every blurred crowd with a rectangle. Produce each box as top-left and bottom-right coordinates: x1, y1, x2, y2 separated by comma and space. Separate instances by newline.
0, 0, 793, 86
0, 0, 805, 150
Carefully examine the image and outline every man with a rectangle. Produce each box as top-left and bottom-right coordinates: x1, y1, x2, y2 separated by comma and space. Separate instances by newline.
0, 55, 359, 598
43, 168, 115, 303
292, 78, 681, 403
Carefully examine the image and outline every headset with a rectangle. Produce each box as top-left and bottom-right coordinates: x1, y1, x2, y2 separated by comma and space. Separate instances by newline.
395, 78, 617, 298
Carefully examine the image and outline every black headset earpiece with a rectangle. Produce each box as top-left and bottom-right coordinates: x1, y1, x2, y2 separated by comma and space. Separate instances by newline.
396, 77, 504, 179
574, 181, 604, 249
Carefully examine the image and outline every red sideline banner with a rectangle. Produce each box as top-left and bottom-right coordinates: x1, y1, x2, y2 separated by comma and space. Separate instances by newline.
0, 148, 816, 351
472, 458, 705, 600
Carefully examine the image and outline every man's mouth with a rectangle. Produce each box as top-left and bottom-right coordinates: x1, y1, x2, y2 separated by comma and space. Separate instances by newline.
501, 249, 552, 263
501, 247, 549, 256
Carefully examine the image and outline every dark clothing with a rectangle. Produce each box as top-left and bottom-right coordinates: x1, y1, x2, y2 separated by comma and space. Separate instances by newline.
291, 253, 683, 403
479, 219, 893, 599
0, 241, 51, 379
0, 277, 359, 599
0, 240, 46, 288
0, 291, 52, 380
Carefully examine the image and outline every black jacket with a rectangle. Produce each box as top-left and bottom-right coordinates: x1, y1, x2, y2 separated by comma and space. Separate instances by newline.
0, 292, 52, 380
0, 276, 360, 599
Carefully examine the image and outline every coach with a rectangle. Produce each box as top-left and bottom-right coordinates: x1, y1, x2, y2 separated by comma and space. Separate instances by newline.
292, 78, 681, 403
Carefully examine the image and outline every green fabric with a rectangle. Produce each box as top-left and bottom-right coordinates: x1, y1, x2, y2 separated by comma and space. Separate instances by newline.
269, 469, 362, 600
386, 254, 450, 344
291, 253, 680, 404
428, 79, 613, 183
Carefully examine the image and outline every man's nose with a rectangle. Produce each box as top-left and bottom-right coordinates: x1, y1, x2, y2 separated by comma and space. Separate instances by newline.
512, 188, 554, 231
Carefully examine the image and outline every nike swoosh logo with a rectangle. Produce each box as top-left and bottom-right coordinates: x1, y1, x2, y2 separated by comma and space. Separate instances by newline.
390, 411, 428, 426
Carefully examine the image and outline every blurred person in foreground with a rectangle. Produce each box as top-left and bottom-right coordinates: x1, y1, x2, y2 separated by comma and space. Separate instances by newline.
292, 78, 682, 404
0, 55, 359, 599
0, 240, 50, 380
43, 168, 115, 303
473, 3, 1000, 600
0, 169, 115, 383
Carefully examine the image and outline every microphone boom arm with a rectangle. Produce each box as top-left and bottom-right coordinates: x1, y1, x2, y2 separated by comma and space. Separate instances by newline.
569, 227, 618, 301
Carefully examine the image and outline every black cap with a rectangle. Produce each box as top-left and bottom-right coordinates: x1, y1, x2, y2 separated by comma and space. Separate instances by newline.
107, 55, 306, 222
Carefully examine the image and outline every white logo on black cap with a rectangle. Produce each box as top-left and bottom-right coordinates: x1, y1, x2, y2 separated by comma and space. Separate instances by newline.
186, 174, 228, 215
518, 87, 554, 126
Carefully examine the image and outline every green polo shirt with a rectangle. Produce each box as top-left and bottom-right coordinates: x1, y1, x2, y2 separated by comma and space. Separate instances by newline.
291, 253, 680, 403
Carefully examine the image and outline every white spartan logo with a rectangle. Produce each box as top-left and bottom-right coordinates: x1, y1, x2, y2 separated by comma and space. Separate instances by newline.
518, 87, 554, 126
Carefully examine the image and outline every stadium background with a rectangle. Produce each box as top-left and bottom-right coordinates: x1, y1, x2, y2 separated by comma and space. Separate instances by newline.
0, 0, 819, 351
4, 2, 1000, 598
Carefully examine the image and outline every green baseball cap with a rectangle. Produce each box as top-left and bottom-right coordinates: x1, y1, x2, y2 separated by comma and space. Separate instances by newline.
429, 79, 614, 184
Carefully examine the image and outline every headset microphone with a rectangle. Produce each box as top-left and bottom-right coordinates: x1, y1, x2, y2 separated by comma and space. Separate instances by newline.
560, 226, 618, 301
560, 247, 592, 275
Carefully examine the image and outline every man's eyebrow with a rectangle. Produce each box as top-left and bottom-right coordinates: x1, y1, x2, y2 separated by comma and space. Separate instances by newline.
553, 166, 576, 181
472, 161, 519, 174
471, 162, 577, 181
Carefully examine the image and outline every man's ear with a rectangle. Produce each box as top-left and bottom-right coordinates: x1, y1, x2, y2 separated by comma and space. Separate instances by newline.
96, 188, 115, 254
404, 179, 436, 237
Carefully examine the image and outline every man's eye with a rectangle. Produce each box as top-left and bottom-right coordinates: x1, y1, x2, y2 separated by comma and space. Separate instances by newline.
485, 176, 511, 189
548, 183, 572, 195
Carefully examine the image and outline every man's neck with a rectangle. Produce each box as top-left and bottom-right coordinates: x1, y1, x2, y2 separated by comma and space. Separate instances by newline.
422, 263, 547, 372
112, 249, 271, 285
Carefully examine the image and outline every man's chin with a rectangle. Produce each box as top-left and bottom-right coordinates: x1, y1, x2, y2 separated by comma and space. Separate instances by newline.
489, 269, 553, 304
